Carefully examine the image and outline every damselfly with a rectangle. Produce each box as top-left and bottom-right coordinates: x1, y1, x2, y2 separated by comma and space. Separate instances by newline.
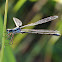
6, 16, 60, 44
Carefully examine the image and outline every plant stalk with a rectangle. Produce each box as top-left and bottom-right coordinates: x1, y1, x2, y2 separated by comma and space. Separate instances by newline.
1, 0, 8, 62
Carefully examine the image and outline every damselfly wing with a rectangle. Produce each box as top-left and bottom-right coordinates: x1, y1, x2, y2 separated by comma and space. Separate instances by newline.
21, 29, 60, 36
13, 17, 22, 27
20, 16, 58, 28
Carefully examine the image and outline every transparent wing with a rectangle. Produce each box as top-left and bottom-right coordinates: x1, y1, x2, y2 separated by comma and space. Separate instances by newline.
21, 29, 60, 36
13, 17, 22, 27
20, 16, 58, 28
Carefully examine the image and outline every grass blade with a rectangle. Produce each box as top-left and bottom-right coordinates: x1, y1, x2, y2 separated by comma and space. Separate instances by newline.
1, 0, 8, 62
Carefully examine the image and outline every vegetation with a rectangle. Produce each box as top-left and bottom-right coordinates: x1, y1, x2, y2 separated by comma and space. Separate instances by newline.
0, 0, 62, 62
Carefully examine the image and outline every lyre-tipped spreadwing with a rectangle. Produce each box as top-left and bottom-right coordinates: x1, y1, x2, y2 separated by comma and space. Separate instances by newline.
6, 16, 60, 44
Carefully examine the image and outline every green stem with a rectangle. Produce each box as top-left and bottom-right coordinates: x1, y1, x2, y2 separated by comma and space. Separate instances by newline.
13, 0, 26, 13
1, 0, 8, 62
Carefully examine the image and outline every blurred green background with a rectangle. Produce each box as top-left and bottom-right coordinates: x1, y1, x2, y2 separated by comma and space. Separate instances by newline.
0, 0, 62, 62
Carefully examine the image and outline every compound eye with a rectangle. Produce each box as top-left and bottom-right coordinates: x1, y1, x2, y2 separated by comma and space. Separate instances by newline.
6, 29, 9, 32
9, 30, 12, 32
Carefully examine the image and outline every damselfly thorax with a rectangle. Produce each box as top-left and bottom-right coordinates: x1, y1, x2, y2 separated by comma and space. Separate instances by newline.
6, 16, 61, 44
7, 27, 21, 34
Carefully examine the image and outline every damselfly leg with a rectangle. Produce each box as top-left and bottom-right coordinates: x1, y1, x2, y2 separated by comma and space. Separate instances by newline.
9, 33, 14, 44
4, 33, 14, 45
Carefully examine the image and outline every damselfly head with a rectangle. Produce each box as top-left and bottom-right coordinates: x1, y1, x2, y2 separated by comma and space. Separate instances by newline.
6, 29, 13, 33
